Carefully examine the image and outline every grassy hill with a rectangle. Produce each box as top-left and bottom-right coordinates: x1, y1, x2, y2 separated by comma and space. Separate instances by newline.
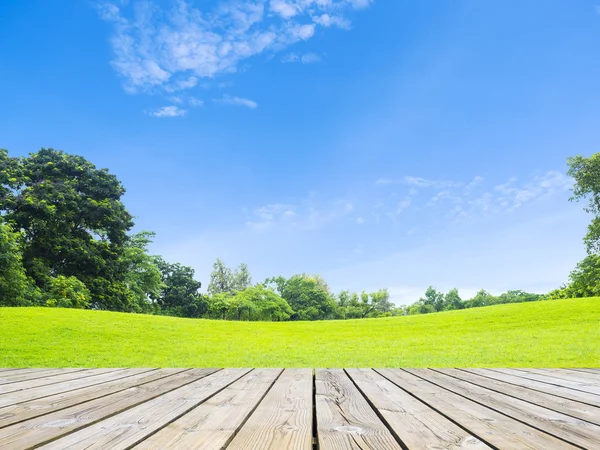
0, 297, 598, 367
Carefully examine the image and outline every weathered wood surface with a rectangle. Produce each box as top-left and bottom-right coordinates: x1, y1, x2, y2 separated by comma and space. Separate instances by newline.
0, 368, 598, 449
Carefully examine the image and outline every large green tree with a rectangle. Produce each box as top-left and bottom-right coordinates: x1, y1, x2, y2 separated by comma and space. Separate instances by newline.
207, 258, 233, 295
280, 274, 337, 321
568, 154, 600, 253
0, 148, 134, 309
155, 257, 207, 317
0, 218, 37, 306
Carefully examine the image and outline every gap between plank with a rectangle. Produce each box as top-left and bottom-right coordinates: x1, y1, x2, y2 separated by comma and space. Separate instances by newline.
124, 369, 255, 450
28, 369, 220, 450
432, 369, 600, 427
373, 369, 499, 450
343, 369, 409, 450
402, 369, 587, 450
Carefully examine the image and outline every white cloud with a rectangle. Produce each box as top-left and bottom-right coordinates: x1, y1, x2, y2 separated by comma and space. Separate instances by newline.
97, 0, 372, 95
397, 198, 411, 213
376, 176, 461, 188
282, 52, 321, 63
215, 94, 258, 108
356, 216, 365, 224
146, 105, 187, 117
188, 97, 204, 107
270, 0, 299, 18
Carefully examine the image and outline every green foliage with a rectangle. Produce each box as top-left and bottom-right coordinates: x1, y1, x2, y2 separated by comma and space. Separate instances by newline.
551, 255, 600, 299
568, 154, 600, 253
120, 231, 164, 313
232, 262, 252, 291
0, 219, 37, 306
280, 274, 338, 320
155, 257, 207, 318
207, 285, 293, 321
45, 275, 91, 309
207, 258, 234, 295
1, 298, 597, 367
443, 288, 463, 310
0, 148, 134, 309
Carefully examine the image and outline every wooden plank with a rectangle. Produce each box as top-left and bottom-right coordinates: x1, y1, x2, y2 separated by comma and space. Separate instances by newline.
377, 369, 576, 449
0, 369, 178, 428
0, 368, 218, 449
346, 368, 489, 449
0, 369, 83, 386
0, 369, 118, 397
0, 369, 55, 380
38, 369, 249, 450
437, 369, 600, 426
465, 369, 600, 407
134, 369, 281, 449
493, 369, 600, 396
227, 368, 313, 450
569, 369, 600, 374
408, 369, 600, 449
517, 368, 600, 385
315, 368, 402, 450
0, 369, 151, 411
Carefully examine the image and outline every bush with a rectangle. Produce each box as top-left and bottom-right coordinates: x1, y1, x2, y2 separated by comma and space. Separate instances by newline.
45, 275, 91, 309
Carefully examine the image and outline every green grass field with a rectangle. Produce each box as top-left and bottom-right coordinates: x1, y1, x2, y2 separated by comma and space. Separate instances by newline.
0, 297, 598, 367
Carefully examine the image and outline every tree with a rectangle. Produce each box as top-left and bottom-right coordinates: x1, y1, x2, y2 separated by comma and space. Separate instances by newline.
232, 263, 252, 291
155, 258, 207, 317
207, 258, 233, 295
420, 286, 445, 312
0, 148, 134, 310
443, 288, 463, 310
568, 154, 600, 253
232, 285, 293, 321
0, 218, 38, 306
120, 231, 164, 313
45, 275, 91, 308
281, 274, 337, 320
463, 289, 495, 308
549, 255, 600, 299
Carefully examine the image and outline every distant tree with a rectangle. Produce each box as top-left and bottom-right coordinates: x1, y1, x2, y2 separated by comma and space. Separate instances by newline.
155, 258, 207, 318
207, 258, 233, 295
420, 286, 445, 312
263, 276, 287, 296
232, 262, 252, 291
408, 302, 435, 315
443, 288, 463, 310
463, 289, 495, 308
234, 285, 293, 321
120, 231, 164, 312
281, 274, 337, 320
0, 148, 134, 310
568, 154, 600, 253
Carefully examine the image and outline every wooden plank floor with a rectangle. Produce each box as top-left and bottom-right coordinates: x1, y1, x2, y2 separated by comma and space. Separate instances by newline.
0, 369, 599, 449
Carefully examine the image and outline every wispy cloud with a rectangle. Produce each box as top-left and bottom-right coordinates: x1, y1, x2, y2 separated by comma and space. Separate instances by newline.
146, 105, 187, 117
215, 94, 258, 108
96, 0, 372, 95
247, 196, 355, 232
282, 52, 322, 64
376, 176, 461, 188
188, 97, 204, 107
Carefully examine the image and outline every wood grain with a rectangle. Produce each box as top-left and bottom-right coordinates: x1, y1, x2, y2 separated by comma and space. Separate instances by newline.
346, 368, 488, 449
316, 368, 402, 450
377, 369, 576, 449
227, 368, 313, 450
408, 368, 600, 449
135, 368, 280, 449
0, 369, 218, 449
437, 368, 600, 426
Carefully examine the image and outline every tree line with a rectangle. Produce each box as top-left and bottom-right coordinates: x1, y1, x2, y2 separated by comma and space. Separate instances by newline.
1, 148, 599, 321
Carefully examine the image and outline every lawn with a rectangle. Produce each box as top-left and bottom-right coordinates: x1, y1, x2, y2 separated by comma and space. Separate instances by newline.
0, 297, 598, 367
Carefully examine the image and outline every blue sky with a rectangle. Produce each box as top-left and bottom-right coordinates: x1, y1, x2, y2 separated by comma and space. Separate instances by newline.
1, 0, 599, 304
